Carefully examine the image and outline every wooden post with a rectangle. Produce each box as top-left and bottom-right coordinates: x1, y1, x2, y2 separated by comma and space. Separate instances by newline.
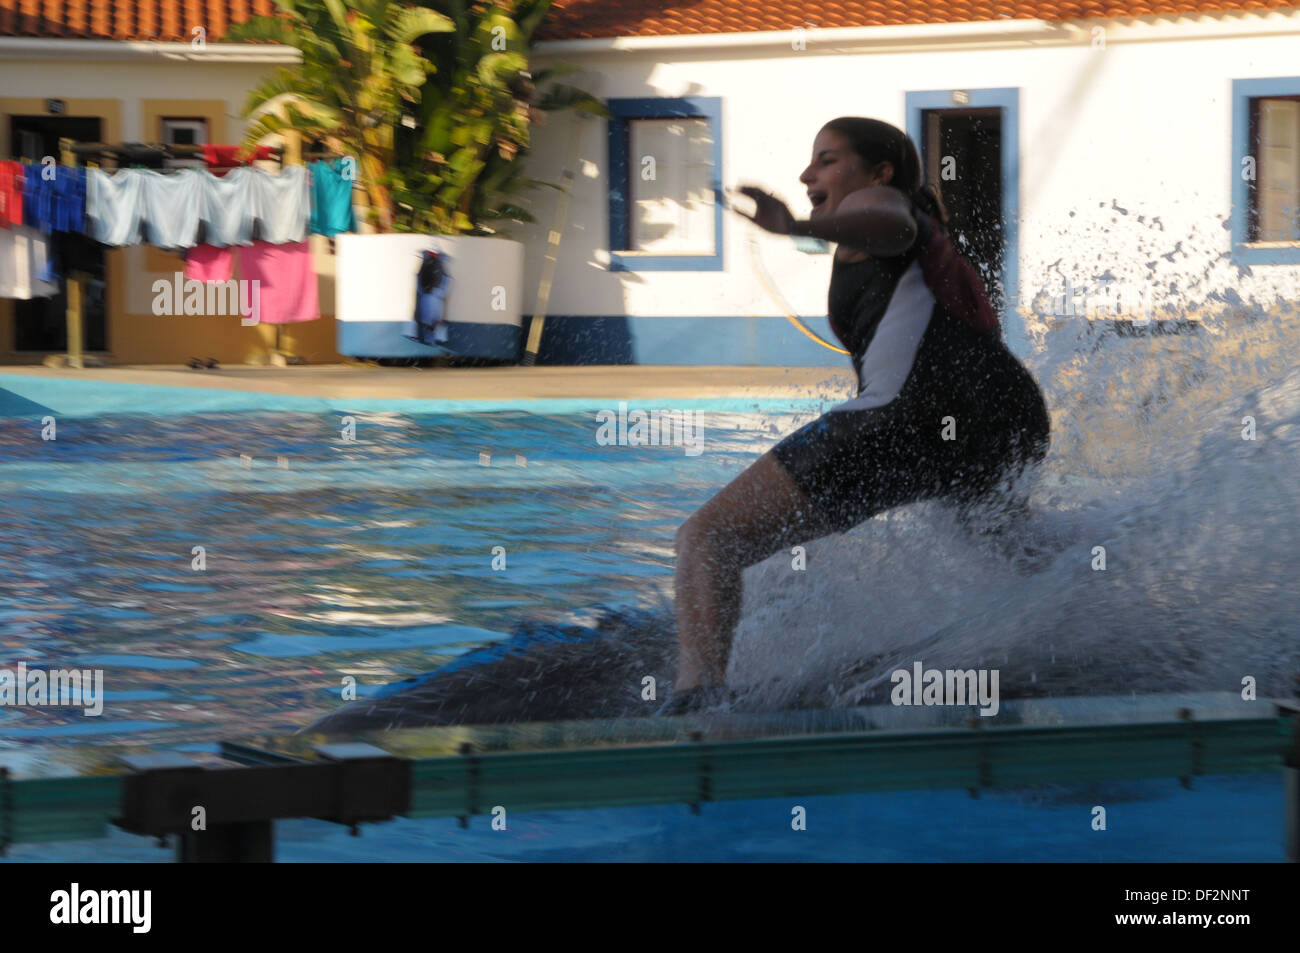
65, 273, 84, 369
522, 115, 584, 366
58, 137, 85, 369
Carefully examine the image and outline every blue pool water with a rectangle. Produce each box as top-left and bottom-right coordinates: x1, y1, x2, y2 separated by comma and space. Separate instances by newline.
0, 405, 781, 747
2, 307, 1297, 860
2, 775, 1285, 862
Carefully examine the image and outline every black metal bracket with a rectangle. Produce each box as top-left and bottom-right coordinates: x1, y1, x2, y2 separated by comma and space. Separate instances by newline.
689, 731, 712, 815
0, 766, 10, 857
458, 742, 480, 829
115, 745, 411, 862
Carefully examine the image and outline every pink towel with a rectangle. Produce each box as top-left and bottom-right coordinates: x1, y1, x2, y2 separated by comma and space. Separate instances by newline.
185, 244, 234, 282
184, 240, 318, 325
239, 240, 319, 325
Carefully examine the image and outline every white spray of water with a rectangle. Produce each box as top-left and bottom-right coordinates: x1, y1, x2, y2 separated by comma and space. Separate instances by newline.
727, 295, 1299, 708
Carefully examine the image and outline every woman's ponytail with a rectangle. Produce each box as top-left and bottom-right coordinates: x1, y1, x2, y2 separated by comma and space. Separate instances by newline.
912, 182, 950, 233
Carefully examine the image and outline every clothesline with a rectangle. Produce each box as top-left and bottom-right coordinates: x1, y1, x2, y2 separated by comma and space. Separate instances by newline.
1, 153, 356, 331
68, 142, 282, 166
1, 158, 358, 252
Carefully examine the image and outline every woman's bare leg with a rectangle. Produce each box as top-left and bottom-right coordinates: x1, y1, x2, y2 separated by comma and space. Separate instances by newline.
673, 451, 833, 690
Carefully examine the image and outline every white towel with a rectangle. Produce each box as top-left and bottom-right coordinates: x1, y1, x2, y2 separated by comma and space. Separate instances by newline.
0, 225, 58, 299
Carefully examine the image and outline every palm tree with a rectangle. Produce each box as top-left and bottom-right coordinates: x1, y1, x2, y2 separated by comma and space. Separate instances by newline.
393, 0, 607, 234
224, 0, 607, 235
225, 0, 455, 232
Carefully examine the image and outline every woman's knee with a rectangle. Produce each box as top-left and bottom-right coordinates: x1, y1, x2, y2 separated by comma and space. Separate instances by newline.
675, 512, 747, 575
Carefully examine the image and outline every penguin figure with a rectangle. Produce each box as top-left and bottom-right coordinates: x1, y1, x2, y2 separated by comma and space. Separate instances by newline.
404, 249, 454, 351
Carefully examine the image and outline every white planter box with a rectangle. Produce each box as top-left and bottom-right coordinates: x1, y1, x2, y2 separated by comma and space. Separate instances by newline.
335, 233, 524, 360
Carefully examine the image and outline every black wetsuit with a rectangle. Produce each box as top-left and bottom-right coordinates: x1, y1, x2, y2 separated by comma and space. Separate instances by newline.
771, 208, 1050, 532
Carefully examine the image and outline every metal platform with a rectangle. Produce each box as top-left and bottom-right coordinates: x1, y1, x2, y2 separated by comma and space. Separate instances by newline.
1, 692, 1296, 862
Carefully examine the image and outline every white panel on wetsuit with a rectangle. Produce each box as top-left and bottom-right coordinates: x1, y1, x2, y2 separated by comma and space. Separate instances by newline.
830, 259, 936, 412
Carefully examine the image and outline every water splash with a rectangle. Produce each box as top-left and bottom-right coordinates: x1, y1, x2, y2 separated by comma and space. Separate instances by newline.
730, 304, 1299, 710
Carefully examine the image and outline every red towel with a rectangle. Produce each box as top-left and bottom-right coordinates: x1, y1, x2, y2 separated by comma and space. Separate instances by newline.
200, 145, 278, 175
0, 161, 24, 228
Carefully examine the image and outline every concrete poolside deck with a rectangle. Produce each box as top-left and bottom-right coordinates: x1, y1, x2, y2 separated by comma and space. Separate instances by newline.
0, 363, 856, 416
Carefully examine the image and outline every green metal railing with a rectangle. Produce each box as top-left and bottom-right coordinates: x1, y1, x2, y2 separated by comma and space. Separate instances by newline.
1, 693, 1296, 861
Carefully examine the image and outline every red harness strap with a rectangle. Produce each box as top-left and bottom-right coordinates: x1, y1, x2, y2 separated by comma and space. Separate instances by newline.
915, 212, 1000, 335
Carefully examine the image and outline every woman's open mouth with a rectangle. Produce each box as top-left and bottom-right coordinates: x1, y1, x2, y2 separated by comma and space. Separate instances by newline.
808, 190, 828, 215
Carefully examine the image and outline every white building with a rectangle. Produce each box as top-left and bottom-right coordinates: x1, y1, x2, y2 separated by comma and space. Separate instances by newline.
522, 0, 1300, 364
2, 0, 1298, 367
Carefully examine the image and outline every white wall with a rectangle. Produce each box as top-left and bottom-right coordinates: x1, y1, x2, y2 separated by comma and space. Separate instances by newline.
522, 14, 1300, 335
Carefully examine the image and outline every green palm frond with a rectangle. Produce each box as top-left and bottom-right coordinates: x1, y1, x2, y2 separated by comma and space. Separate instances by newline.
228, 0, 601, 234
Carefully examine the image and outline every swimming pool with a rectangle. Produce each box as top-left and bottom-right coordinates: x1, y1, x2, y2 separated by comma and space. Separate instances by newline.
0, 403, 804, 750
1, 378, 1293, 861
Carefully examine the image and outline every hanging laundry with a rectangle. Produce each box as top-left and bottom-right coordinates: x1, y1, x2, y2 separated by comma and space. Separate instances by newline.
248, 165, 309, 244
89, 165, 308, 249
0, 225, 58, 299
139, 169, 204, 249
202, 145, 277, 176
184, 240, 319, 325
184, 243, 235, 283
85, 168, 145, 246
309, 159, 356, 236
23, 164, 86, 233
0, 161, 24, 228
238, 240, 318, 324
199, 167, 257, 247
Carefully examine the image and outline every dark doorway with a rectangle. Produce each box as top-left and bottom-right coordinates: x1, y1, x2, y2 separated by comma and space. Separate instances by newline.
8, 115, 107, 353
920, 108, 1005, 312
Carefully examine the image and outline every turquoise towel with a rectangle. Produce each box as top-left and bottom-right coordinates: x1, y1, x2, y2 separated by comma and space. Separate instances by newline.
309, 159, 356, 236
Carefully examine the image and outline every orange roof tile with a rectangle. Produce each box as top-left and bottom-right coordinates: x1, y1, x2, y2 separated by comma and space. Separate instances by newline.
533, 0, 1300, 39
0, 0, 1294, 42
0, 0, 277, 40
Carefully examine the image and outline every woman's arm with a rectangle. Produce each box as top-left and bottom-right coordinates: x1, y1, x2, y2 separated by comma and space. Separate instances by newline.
731, 184, 916, 257
790, 186, 916, 256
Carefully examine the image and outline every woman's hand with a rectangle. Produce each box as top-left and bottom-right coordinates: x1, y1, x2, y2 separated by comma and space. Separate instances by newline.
729, 185, 796, 235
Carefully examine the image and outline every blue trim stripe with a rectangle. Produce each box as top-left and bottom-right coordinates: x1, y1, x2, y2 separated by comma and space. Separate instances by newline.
906, 88, 1024, 357
1231, 77, 1300, 265
606, 96, 724, 272
337, 321, 521, 360
336, 314, 848, 366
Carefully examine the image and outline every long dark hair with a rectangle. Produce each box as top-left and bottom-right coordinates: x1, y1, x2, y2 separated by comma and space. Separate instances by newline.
821, 117, 949, 232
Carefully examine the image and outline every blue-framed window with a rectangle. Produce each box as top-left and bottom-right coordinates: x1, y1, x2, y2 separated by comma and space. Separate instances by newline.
1231, 78, 1300, 265
606, 97, 723, 271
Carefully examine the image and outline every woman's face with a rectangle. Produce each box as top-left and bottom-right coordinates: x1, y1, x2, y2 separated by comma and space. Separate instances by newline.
799, 127, 893, 218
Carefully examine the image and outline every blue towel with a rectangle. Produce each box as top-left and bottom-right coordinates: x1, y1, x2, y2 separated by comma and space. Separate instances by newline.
23, 163, 86, 233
